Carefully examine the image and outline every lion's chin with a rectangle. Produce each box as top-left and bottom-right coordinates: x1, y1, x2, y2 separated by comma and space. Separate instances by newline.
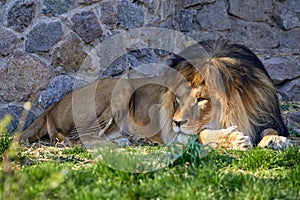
172, 126, 199, 136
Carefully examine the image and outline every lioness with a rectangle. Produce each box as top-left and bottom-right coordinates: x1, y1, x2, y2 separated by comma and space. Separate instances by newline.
20, 40, 289, 150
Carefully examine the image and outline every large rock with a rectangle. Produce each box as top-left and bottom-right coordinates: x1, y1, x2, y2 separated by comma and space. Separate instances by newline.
117, 0, 144, 29
0, 26, 18, 56
128, 49, 157, 67
52, 38, 87, 72
187, 30, 224, 42
25, 21, 63, 52
38, 75, 74, 109
280, 29, 300, 49
143, 0, 173, 26
228, 0, 273, 21
7, 0, 36, 32
288, 111, 300, 135
275, 0, 300, 30
278, 79, 300, 101
262, 57, 300, 85
228, 20, 279, 49
0, 52, 53, 102
196, 1, 230, 31
102, 54, 130, 78
175, 10, 195, 32
70, 10, 103, 43
0, 104, 37, 133
183, 0, 215, 8
41, 0, 73, 16
98, 1, 117, 29
76, 0, 101, 4
275, 8, 300, 30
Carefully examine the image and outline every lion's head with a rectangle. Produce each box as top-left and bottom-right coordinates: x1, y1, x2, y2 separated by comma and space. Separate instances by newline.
159, 64, 212, 144
160, 39, 288, 145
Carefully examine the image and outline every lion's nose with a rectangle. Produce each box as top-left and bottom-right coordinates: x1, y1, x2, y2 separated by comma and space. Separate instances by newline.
173, 119, 187, 127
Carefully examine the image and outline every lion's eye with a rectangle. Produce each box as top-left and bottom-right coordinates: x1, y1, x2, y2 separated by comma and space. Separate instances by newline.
197, 97, 206, 102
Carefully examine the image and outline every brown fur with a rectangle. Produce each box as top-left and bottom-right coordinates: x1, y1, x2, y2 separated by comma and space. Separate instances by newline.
21, 40, 289, 150
167, 40, 289, 149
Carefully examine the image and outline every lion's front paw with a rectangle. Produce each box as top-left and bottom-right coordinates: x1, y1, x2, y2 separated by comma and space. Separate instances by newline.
217, 127, 252, 151
258, 135, 290, 150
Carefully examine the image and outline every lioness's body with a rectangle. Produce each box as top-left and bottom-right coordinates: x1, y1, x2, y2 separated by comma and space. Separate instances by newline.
20, 77, 170, 145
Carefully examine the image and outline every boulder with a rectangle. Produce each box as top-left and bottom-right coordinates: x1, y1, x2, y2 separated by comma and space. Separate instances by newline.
278, 79, 300, 101
70, 10, 103, 43
117, 0, 144, 29
228, 0, 273, 21
41, 0, 73, 16
196, 1, 230, 31
175, 10, 195, 32
183, 0, 215, 8
25, 21, 63, 52
0, 52, 53, 102
52, 38, 87, 72
0, 26, 18, 56
262, 57, 300, 85
7, 0, 36, 32
38, 75, 74, 109
0, 104, 37, 133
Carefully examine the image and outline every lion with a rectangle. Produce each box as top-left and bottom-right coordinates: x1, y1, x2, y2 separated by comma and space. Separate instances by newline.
20, 40, 289, 150
164, 40, 290, 150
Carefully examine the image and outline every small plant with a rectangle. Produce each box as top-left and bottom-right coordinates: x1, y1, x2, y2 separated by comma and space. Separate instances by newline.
0, 115, 12, 156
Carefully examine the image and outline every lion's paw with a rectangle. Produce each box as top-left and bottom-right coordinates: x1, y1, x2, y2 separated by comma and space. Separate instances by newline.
257, 135, 290, 150
217, 127, 252, 151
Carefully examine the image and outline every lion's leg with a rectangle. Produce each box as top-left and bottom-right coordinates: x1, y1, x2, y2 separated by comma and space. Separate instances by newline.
257, 128, 290, 150
199, 126, 252, 150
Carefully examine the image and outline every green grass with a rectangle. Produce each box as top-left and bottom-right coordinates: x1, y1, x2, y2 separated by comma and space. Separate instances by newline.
1, 109, 300, 200
1, 143, 300, 200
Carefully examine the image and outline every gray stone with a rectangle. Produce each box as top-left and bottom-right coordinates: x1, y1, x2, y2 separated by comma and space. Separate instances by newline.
144, 0, 172, 26
7, 0, 36, 32
0, 26, 18, 56
278, 79, 300, 101
290, 112, 300, 123
263, 57, 300, 85
102, 54, 130, 78
196, 1, 230, 31
76, 0, 101, 4
280, 29, 300, 49
175, 10, 195, 32
0, 52, 53, 102
25, 21, 63, 52
70, 10, 103, 43
229, 0, 273, 21
38, 75, 74, 109
128, 49, 157, 67
288, 111, 300, 135
228, 20, 279, 49
275, 9, 300, 30
117, 0, 144, 29
187, 30, 225, 42
41, 0, 73, 16
52, 39, 87, 72
99, 1, 117, 29
0, 104, 37, 133
183, 0, 215, 8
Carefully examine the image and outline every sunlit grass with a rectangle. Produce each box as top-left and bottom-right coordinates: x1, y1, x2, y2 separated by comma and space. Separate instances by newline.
1, 142, 300, 199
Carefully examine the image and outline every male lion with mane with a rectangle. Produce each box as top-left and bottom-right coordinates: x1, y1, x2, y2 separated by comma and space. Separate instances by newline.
20, 40, 289, 150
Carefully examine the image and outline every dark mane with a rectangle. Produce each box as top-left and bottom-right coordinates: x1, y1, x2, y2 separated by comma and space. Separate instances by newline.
167, 39, 288, 144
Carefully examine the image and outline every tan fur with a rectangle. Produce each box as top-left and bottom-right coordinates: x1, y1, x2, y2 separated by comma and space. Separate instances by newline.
21, 40, 289, 150
20, 76, 184, 146
167, 40, 289, 150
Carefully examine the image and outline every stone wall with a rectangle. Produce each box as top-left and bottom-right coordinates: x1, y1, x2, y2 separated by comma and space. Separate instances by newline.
0, 0, 299, 133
